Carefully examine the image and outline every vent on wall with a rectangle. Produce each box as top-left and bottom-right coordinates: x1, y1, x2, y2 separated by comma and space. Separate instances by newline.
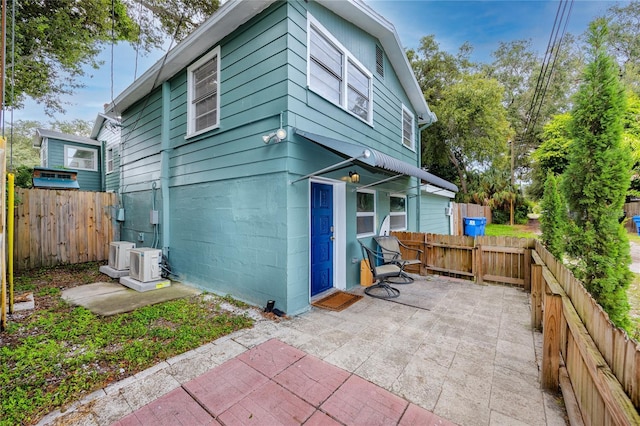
375, 45, 384, 77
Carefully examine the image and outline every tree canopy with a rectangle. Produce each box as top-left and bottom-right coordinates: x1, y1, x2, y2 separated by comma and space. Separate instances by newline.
5, 0, 219, 115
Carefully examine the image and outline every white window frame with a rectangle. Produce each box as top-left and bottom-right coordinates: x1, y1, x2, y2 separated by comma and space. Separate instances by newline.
389, 194, 407, 231
186, 46, 221, 138
64, 145, 98, 171
402, 105, 415, 151
307, 14, 373, 125
41, 139, 48, 167
105, 146, 114, 174
356, 189, 376, 237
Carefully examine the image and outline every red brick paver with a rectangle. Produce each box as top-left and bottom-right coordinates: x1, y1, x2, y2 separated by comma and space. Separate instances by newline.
114, 387, 219, 426
113, 339, 453, 426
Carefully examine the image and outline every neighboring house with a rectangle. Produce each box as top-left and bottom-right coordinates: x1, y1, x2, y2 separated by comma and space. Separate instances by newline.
105, 0, 458, 314
33, 129, 103, 191
91, 113, 122, 192
420, 184, 457, 235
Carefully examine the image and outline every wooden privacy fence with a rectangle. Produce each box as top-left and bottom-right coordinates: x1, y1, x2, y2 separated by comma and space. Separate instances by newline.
623, 201, 640, 233
391, 232, 534, 288
391, 231, 640, 424
13, 188, 117, 271
452, 202, 492, 236
532, 240, 640, 425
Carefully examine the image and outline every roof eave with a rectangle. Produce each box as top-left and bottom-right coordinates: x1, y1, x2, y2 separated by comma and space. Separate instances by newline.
106, 0, 276, 115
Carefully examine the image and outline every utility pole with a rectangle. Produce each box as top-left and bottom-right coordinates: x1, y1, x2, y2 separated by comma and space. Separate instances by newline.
1, 0, 6, 119
510, 138, 514, 226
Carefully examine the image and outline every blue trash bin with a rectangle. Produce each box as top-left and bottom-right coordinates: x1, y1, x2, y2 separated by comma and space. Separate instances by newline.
633, 216, 640, 235
463, 217, 486, 237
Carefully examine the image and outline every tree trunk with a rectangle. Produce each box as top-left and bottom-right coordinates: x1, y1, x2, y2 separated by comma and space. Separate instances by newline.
448, 151, 467, 194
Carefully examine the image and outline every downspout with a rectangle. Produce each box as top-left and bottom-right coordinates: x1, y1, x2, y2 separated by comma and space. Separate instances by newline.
417, 112, 436, 232
161, 82, 171, 258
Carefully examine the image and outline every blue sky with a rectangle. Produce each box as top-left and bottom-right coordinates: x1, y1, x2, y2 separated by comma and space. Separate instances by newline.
12, 0, 624, 126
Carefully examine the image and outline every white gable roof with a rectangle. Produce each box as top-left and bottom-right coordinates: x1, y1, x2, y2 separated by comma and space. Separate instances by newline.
33, 128, 101, 148
106, 0, 434, 124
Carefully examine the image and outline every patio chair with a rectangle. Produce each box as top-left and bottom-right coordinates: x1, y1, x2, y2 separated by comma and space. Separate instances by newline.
358, 241, 401, 299
374, 235, 423, 283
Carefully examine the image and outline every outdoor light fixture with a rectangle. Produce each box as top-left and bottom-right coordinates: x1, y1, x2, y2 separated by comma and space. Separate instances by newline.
262, 128, 287, 144
349, 171, 360, 183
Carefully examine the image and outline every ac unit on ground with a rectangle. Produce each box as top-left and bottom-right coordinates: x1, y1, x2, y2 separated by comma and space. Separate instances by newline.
129, 248, 162, 282
108, 241, 136, 270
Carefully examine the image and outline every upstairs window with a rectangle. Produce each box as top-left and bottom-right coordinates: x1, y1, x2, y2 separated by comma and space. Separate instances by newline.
402, 105, 415, 150
356, 189, 376, 237
390, 195, 407, 231
106, 146, 114, 174
41, 139, 48, 167
308, 15, 372, 124
64, 145, 97, 171
187, 46, 220, 138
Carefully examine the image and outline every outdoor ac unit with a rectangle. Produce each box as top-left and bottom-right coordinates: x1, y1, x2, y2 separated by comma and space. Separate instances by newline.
108, 241, 136, 270
129, 248, 162, 282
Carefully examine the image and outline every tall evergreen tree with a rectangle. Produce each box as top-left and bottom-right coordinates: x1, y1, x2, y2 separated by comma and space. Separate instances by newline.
540, 173, 565, 259
562, 19, 632, 329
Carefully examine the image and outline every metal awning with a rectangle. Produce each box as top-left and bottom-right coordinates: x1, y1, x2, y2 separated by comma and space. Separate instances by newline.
295, 129, 458, 192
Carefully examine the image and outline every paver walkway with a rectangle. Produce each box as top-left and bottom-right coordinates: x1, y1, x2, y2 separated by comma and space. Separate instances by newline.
39, 275, 568, 426
113, 339, 453, 425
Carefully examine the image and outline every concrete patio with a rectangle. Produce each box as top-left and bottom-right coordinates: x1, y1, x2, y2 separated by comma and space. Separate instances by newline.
38, 275, 568, 425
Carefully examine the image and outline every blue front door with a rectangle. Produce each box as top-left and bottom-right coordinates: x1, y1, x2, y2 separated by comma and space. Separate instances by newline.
311, 182, 334, 296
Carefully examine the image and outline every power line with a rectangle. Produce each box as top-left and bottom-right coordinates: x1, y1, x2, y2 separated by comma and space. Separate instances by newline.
523, 0, 574, 145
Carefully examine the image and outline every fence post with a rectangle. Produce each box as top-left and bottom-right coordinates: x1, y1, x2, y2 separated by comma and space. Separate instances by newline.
531, 264, 543, 330
523, 248, 531, 292
475, 244, 483, 284
542, 288, 562, 390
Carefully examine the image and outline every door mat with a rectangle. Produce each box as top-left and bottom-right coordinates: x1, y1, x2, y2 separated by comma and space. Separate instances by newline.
312, 291, 363, 311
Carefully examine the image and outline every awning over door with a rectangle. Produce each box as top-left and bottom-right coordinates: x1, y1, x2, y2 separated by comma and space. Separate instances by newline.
295, 129, 458, 192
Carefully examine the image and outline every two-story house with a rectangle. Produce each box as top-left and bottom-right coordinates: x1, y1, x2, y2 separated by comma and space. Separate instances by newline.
105, 0, 457, 314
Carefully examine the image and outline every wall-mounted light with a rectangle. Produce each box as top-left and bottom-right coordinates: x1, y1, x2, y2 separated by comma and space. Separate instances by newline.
349, 171, 360, 183
263, 128, 287, 144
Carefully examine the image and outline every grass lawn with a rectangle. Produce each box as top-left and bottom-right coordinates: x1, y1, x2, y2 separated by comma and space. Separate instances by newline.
484, 223, 540, 239
0, 263, 256, 426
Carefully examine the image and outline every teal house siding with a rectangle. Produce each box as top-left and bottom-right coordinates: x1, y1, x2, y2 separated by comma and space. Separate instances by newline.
33, 129, 103, 192
92, 113, 122, 193
420, 191, 454, 235
107, 0, 456, 315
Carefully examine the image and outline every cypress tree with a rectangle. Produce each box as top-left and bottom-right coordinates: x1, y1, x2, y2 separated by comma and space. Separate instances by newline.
562, 19, 632, 329
540, 173, 565, 259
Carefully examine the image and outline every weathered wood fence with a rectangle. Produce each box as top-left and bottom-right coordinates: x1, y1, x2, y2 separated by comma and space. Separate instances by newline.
392, 232, 533, 288
623, 201, 640, 233
451, 202, 492, 236
391, 231, 640, 424
532, 240, 640, 425
13, 188, 117, 271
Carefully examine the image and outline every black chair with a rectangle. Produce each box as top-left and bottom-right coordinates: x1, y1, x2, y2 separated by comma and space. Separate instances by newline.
374, 235, 422, 283
359, 241, 402, 299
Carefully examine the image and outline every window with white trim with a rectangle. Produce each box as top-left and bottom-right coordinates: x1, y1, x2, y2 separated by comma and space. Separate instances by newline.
105, 146, 114, 174
308, 15, 372, 124
402, 105, 415, 150
389, 195, 407, 231
187, 46, 220, 138
64, 145, 98, 171
356, 189, 376, 236
41, 139, 48, 167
